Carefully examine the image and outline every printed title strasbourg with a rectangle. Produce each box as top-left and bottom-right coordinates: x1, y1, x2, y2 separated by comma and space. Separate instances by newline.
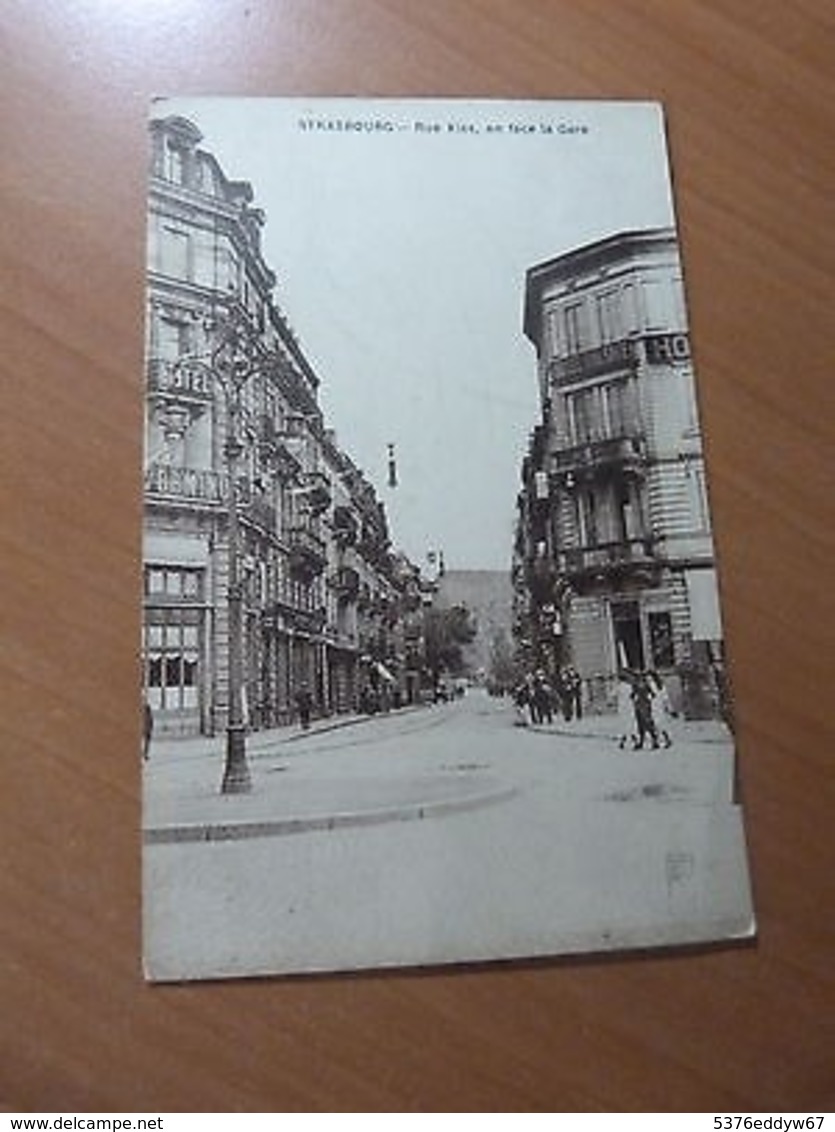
297, 115, 589, 136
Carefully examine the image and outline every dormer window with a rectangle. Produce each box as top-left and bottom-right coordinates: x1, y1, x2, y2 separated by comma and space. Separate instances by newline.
164, 142, 186, 185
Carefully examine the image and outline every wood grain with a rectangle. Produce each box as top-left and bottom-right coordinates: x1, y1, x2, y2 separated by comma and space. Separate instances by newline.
1, 0, 832, 1113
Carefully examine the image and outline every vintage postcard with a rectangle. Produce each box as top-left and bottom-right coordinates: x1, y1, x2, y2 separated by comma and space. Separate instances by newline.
141, 97, 754, 980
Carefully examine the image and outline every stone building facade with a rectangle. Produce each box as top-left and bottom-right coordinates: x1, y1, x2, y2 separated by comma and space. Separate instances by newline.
514, 227, 726, 718
143, 115, 423, 736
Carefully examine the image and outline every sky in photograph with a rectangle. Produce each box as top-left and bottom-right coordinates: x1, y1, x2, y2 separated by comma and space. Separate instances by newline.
155, 97, 676, 571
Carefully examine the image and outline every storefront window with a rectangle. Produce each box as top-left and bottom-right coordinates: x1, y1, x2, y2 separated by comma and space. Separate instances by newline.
143, 614, 201, 712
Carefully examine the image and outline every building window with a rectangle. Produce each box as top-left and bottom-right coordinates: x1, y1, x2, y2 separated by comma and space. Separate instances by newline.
144, 566, 204, 601
217, 243, 239, 294
603, 377, 639, 436
641, 277, 677, 331
157, 316, 191, 360
596, 289, 622, 345
621, 281, 639, 334
615, 481, 639, 541
577, 489, 599, 546
569, 387, 604, 444
160, 226, 191, 280
564, 301, 587, 355
567, 378, 639, 445
164, 143, 186, 184
546, 306, 562, 356
144, 617, 200, 712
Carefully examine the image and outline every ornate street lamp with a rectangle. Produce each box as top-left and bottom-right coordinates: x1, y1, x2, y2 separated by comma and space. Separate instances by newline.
175, 306, 275, 794
211, 309, 270, 794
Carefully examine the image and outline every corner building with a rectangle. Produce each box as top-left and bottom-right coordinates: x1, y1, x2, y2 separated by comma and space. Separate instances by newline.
519, 228, 725, 718
143, 116, 417, 735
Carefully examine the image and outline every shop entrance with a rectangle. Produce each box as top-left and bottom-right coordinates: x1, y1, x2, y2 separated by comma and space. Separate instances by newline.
610, 600, 645, 671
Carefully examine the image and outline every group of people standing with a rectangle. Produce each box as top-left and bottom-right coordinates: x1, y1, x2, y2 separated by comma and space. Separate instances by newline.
512, 667, 583, 726
512, 666, 677, 751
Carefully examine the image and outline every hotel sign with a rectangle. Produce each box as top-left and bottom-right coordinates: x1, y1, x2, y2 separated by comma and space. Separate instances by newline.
644, 332, 690, 365
148, 357, 214, 399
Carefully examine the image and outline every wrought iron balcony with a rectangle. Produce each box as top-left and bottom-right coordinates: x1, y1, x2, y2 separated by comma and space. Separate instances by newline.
286, 604, 326, 635
285, 525, 327, 580
331, 565, 360, 602
553, 434, 647, 479
358, 526, 389, 566
257, 415, 302, 481
261, 600, 326, 636
302, 471, 332, 515
548, 332, 691, 386
244, 493, 278, 534
332, 505, 359, 547
548, 339, 638, 384
558, 537, 657, 578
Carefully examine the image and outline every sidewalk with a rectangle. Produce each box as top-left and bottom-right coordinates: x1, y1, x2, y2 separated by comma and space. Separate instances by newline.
524, 714, 731, 745
143, 705, 516, 844
147, 705, 398, 762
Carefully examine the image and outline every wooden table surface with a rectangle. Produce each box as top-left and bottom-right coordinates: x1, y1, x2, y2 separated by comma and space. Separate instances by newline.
2, 0, 833, 1113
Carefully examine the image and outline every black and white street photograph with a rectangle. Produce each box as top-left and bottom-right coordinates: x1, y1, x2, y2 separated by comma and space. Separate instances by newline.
141, 98, 754, 981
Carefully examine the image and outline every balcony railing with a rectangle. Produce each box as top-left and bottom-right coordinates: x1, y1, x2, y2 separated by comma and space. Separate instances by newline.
261, 600, 326, 636
302, 471, 332, 515
331, 565, 360, 602
144, 463, 226, 505
257, 415, 302, 481
358, 525, 389, 567
553, 434, 646, 478
245, 494, 278, 534
548, 339, 638, 384
548, 332, 691, 385
285, 525, 327, 579
558, 537, 657, 577
332, 505, 359, 547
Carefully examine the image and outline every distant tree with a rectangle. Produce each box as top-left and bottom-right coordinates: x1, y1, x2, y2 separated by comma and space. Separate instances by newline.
423, 604, 477, 686
487, 627, 517, 690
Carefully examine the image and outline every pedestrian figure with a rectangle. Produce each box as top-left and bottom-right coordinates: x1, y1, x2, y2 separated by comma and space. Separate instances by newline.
563, 667, 583, 721
526, 673, 542, 725
631, 673, 660, 750
616, 670, 636, 750
142, 697, 153, 761
648, 670, 674, 748
532, 672, 554, 725
295, 684, 313, 730
555, 669, 572, 722
512, 680, 530, 727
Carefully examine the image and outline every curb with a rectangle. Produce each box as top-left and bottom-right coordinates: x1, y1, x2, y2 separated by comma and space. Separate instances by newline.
143, 784, 519, 845
149, 703, 428, 761
275, 703, 425, 746
525, 724, 730, 745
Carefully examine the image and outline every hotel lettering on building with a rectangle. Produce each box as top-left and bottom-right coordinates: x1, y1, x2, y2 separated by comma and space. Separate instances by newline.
143, 116, 425, 736
514, 228, 727, 718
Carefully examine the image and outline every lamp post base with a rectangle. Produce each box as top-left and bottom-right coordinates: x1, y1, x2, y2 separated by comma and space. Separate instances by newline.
221, 724, 252, 794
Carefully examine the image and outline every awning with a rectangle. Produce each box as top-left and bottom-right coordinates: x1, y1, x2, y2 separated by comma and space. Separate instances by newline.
685, 568, 723, 641
144, 531, 210, 566
374, 661, 397, 684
